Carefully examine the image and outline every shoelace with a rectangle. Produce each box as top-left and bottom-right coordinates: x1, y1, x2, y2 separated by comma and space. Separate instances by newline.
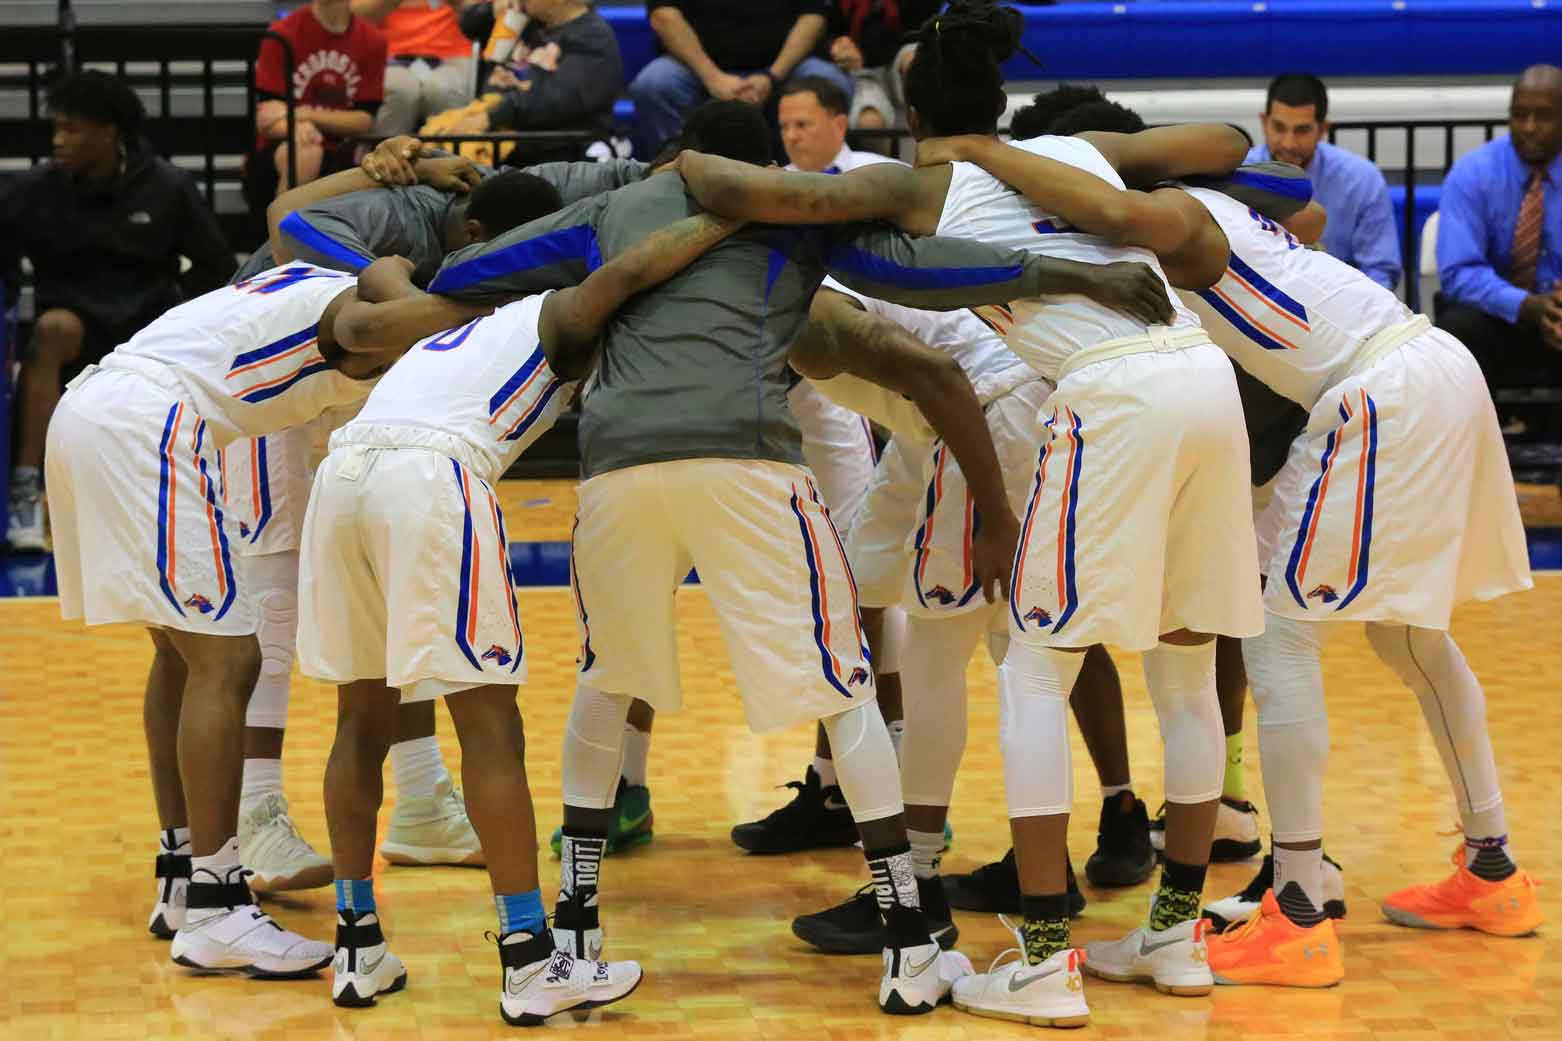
1215, 899, 1271, 945
981, 915, 1081, 994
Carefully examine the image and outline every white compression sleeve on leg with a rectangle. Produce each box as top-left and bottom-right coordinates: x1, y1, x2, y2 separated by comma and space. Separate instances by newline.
821, 700, 905, 823
998, 641, 1083, 818
1141, 640, 1225, 805
243, 550, 298, 730
1364, 623, 1508, 837
899, 608, 990, 807
876, 606, 907, 674
1243, 612, 1329, 843
562, 682, 633, 810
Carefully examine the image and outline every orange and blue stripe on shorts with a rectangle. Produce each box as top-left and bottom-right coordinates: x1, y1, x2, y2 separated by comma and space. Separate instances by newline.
911, 442, 980, 610
1284, 388, 1379, 611
1010, 407, 1083, 635
155, 403, 236, 620
225, 324, 328, 404
789, 477, 871, 699
448, 460, 522, 673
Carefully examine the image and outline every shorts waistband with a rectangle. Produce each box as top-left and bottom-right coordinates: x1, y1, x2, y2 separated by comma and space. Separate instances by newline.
90, 356, 189, 396
1058, 326, 1210, 381
1345, 314, 1431, 379
332, 422, 496, 482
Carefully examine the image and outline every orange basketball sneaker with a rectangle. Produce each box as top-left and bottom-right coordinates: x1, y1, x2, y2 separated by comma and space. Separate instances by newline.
1208, 890, 1344, 988
1381, 845, 1542, 937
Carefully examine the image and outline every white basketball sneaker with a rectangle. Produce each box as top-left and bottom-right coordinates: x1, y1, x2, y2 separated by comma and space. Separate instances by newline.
553, 888, 605, 960
497, 930, 642, 1026
1082, 909, 1213, 995
951, 926, 1089, 1029
1149, 797, 1262, 862
879, 940, 973, 1014
1204, 853, 1347, 931
332, 910, 408, 1008
239, 794, 332, 892
170, 868, 332, 978
149, 835, 190, 939
381, 777, 485, 866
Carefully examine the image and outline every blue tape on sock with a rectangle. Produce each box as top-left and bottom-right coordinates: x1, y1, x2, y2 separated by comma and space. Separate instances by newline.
336, 878, 376, 913
496, 889, 546, 937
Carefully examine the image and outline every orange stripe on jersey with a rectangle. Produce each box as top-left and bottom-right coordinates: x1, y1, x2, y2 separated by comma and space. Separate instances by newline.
1210, 285, 1302, 350
1225, 267, 1310, 331
224, 338, 318, 380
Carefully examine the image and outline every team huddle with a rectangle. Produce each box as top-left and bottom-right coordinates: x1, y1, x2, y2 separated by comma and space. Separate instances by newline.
46, 0, 1541, 1029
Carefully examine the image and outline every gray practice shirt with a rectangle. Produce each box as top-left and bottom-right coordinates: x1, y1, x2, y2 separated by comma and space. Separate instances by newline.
429, 172, 1074, 478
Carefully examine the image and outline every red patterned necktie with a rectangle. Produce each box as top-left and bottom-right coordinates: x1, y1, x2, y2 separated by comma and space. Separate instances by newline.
1511, 169, 1544, 290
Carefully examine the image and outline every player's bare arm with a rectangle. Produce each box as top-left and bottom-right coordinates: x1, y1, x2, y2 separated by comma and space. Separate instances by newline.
676, 152, 951, 236
539, 213, 747, 375
792, 289, 1019, 603
327, 259, 494, 375
1079, 124, 1251, 187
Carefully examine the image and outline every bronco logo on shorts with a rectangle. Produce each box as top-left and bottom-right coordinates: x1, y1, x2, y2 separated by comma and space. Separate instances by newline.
1023, 606, 1053, 627
481, 645, 513, 667
1307, 584, 1339, 604
239, 521, 252, 538
184, 594, 214, 614
848, 667, 871, 686
926, 584, 958, 605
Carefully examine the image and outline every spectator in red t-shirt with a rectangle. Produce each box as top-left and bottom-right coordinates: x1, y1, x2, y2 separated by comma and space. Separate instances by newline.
248, 0, 388, 207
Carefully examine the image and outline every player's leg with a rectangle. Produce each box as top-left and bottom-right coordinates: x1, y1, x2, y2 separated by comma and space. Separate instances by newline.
164, 627, 332, 978
236, 547, 333, 892
1367, 623, 1542, 936
145, 627, 192, 938
548, 694, 656, 859
1071, 644, 1156, 889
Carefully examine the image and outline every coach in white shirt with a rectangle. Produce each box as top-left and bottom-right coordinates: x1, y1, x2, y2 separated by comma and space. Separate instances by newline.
779, 74, 903, 174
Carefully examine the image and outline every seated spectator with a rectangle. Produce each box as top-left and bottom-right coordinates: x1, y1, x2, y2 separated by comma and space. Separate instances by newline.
247, 0, 387, 207
352, 0, 479, 137
630, 0, 853, 159
779, 76, 897, 173
825, 0, 937, 129
427, 0, 623, 164
1436, 64, 1562, 427
0, 71, 235, 550
1247, 73, 1401, 290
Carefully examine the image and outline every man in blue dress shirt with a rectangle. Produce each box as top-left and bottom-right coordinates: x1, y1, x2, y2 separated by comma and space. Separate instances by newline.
1435, 65, 1562, 413
1247, 74, 1402, 291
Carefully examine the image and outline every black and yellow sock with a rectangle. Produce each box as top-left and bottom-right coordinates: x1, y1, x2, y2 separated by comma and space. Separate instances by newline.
1020, 893, 1072, 964
1149, 857, 1207, 931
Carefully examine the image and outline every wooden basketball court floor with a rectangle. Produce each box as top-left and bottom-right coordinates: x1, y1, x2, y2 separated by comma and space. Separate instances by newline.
3, 480, 1561, 1041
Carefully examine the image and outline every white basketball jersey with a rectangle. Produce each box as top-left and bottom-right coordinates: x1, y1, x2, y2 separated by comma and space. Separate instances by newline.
102, 263, 369, 450
820, 276, 1030, 401
1179, 187, 1413, 409
935, 135, 1199, 381
350, 291, 576, 483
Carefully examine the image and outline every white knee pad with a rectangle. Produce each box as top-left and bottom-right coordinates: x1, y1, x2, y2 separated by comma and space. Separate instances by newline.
876, 606, 907, 674
899, 610, 989, 807
997, 642, 1080, 818
1243, 613, 1330, 842
1365, 622, 1505, 818
562, 683, 633, 809
1141, 641, 1224, 805
822, 699, 905, 822
244, 550, 298, 730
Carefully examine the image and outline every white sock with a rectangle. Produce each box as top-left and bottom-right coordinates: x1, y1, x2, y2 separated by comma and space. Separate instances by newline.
620, 724, 650, 787
1101, 782, 1133, 799
813, 754, 838, 790
908, 827, 944, 880
886, 719, 905, 760
240, 758, 283, 816
189, 837, 244, 919
390, 736, 448, 801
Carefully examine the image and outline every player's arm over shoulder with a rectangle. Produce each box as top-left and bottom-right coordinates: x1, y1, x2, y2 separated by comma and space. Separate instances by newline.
1082, 124, 1251, 188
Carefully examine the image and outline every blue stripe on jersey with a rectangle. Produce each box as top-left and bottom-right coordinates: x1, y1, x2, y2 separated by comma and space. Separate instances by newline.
764, 249, 788, 304
1195, 286, 1294, 352
1228, 253, 1309, 324
278, 212, 374, 271
503, 378, 565, 443
429, 224, 598, 293
250, 436, 273, 543
824, 242, 1024, 290
237, 361, 331, 404
1226, 169, 1314, 205
489, 350, 547, 417
230, 324, 320, 371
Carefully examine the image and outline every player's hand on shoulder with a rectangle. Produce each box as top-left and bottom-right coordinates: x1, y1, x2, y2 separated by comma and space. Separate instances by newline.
363, 136, 425, 186
1085, 261, 1175, 327
415, 155, 483, 194
914, 135, 990, 168
357, 256, 418, 304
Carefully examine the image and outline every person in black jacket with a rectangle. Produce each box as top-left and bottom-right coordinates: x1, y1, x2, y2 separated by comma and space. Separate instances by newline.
0, 71, 236, 550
